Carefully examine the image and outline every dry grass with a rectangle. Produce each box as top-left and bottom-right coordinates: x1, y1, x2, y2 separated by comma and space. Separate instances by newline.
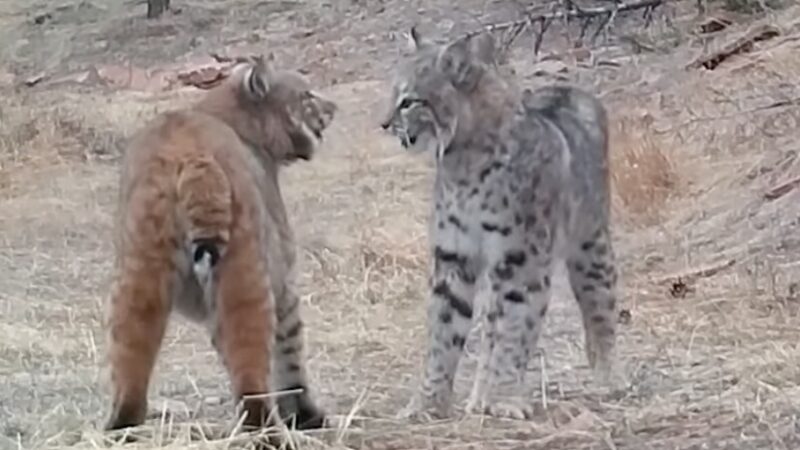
609, 111, 679, 227
2, 1, 800, 449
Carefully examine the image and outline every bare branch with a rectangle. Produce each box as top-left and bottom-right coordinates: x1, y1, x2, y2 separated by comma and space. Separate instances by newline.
465, 0, 664, 55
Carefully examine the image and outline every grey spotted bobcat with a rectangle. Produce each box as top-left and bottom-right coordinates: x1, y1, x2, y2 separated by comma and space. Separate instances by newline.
380, 28, 621, 420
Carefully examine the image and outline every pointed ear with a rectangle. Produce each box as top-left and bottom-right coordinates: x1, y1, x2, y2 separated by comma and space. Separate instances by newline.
406, 25, 431, 52
243, 55, 270, 101
437, 32, 496, 91
470, 31, 496, 66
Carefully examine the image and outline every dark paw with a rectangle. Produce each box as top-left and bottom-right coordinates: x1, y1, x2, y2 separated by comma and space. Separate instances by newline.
103, 406, 146, 445
276, 386, 326, 430
238, 397, 273, 431
104, 402, 146, 432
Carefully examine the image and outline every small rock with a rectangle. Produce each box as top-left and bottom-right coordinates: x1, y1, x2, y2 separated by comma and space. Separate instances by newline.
644, 253, 664, 268
33, 12, 52, 25
24, 72, 45, 86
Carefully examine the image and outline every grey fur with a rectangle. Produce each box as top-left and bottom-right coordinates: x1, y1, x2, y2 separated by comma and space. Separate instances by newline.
381, 29, 621, 420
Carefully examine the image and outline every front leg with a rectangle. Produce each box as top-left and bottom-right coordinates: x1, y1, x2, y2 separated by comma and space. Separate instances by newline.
400, 232, 479, 421
270, 281, 326, 430
465, 236, 553, 420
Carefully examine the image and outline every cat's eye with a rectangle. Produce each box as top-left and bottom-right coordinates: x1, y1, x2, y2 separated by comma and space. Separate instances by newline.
399, 98, 413, 109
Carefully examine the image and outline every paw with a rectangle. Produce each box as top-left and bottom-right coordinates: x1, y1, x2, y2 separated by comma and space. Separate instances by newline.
596, 365, 629, 396
395, 405, 435, 423
104, 408, 146, 445
396, 394, 450, 423
237, 397, 272, 431
104, 401, 147, 432
465, 397, 534, 420
276, 389, 326, 430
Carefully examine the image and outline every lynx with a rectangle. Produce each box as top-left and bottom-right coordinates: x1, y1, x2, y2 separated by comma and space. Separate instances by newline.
380, 28, 620, 419
104, 56, 336, 433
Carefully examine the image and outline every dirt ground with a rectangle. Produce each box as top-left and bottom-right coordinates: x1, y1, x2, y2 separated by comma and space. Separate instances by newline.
2, 0, 800, 449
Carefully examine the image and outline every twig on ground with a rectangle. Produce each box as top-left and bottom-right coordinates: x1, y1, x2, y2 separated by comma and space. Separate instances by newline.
657, 258, 736, 299
657, 258, 737, 285
209, 52, 255, 64
686, 23, 781, 70
764, 177, 800, 201
465, 0, 664, 55
538, 351, 548, 411
654, 96, 800, 134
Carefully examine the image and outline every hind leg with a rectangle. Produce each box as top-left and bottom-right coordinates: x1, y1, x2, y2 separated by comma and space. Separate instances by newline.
566, 226, 619, 385
105, 260, 171, 430
270, 282, 325, 430
212, 244, 275, 430
465, 249, 552, 420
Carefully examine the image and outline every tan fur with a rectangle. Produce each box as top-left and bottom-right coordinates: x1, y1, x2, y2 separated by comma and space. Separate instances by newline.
104, 57, 336, 434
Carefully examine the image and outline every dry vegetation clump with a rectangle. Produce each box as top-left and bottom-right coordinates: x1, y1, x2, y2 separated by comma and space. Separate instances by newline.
0, 94, 128, 171
609, 111, 680, 227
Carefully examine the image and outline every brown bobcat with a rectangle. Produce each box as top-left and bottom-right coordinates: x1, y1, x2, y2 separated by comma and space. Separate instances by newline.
104, 56, 337, 434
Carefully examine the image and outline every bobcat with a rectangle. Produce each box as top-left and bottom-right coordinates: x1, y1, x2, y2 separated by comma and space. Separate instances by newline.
104, 56, 337, 434
380, 28, 621, 420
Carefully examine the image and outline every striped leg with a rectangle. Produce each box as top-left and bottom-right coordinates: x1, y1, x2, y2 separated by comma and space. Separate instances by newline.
399, 245, 478, 420
270, 283, 325, 429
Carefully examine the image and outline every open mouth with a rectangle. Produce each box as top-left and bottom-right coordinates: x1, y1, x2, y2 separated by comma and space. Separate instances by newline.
400, 134, 417, 148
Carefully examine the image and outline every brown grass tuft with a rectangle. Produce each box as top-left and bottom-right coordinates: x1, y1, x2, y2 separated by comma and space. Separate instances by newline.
609, 111, 679, 227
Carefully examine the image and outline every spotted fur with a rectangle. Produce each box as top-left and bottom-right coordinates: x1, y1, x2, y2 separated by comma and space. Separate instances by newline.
381, 28, 621, 420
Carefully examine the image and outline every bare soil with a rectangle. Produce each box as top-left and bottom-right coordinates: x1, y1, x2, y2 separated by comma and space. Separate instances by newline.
1, 1, 800, 449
